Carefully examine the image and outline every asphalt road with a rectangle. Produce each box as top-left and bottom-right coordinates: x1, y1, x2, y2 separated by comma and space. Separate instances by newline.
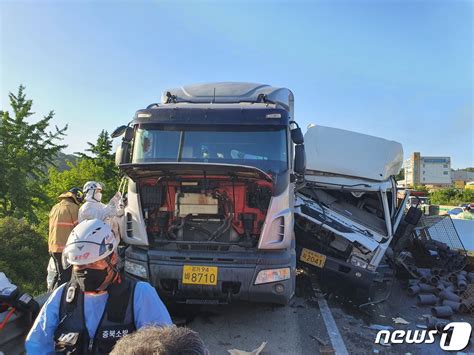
171, 272, 474, 355
168, 273, 332, 354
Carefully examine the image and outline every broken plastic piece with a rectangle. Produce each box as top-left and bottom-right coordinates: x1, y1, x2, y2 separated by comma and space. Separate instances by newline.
392, 317, 410, 325
227, 342, 267, 355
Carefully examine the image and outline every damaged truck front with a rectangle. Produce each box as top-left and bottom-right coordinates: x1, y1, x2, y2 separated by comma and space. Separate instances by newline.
113, 83, 305, 305
295, 125, 409, 287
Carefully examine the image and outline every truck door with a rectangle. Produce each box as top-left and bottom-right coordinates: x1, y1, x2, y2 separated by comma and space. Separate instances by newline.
392, 190, 410, 234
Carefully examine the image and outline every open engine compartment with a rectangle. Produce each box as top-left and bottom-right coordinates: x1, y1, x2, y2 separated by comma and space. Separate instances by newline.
138, 175, 273, 249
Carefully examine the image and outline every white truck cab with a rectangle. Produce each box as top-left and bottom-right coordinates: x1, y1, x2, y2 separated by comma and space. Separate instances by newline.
295, 125, 409, 287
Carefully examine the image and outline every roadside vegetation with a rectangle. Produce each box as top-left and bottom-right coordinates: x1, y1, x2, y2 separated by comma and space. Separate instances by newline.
429, 188, 474, 206
413, 184, 474, 206
0, 86, 119, 295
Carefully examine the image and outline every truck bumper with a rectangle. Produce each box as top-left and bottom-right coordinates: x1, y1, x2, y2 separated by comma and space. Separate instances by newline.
296, 245, 377, 289
124, 246, 296, 305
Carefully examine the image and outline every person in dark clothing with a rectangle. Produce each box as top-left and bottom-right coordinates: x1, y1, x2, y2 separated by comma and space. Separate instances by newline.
27, 219, 172, 354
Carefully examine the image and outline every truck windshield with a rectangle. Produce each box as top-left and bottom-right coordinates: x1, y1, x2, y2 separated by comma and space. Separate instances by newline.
132, 127, 288, 174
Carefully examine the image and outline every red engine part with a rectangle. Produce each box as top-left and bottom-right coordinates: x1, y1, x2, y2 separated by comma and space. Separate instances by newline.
139, 176, 272, 237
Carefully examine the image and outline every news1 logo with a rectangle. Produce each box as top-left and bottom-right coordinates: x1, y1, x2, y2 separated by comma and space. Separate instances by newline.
374, 322, 472, 351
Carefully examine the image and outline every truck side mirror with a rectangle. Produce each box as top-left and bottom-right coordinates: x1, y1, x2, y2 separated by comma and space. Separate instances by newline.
112, 125, 128, 138
112, 125, 134, 141
115, 142, 131, 166
294, 144, 306, 175
123, 127, 134, 142
113, 126, 134, 166
290, 127, 304, 145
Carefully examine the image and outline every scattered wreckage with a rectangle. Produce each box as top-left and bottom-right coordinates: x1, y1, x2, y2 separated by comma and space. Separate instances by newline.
294, 125, 473, 309
394, 215, 474, 319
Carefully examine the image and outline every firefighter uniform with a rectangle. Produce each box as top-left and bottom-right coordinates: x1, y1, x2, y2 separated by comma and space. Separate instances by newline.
49, 196, 80, 253
48, 193, 80, 290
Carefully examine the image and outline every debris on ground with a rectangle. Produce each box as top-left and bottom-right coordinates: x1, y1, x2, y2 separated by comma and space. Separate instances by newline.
368, 324, 394, 331
227, 341, 267, 355
319, 345, 336, 354
310, 334, 328, 346
392, 317, 410, 325
393, 214, 473, 318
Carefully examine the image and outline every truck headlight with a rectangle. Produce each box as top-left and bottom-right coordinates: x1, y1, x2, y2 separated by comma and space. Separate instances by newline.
125, 260, 148, 279
254, 268, 290, 285
350, 255, 368, 269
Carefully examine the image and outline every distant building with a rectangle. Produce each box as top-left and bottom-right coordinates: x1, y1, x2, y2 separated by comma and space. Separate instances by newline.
451, 169, 474, 187
403, 152, 451, 187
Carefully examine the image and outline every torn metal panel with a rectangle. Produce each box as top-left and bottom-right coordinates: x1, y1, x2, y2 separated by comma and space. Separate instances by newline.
296, 194, 383, 252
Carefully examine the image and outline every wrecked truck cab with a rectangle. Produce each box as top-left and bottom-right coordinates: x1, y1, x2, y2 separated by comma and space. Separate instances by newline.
295, 125, 408, 288
113, 83, 305, 305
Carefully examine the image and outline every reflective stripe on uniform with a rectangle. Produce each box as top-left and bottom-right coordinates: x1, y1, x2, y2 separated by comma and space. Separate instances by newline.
49, 244, 65, 253
55, 222, 76, 227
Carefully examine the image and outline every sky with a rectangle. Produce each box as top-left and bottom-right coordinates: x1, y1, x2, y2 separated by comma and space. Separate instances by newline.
1, 0, 473, 168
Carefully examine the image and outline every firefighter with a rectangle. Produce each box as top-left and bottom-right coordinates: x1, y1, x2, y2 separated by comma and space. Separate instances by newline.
25, 219, 172, 354
48, 187, 83, 291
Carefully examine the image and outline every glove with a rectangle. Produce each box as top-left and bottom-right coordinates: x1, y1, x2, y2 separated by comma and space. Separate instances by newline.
109, 192, 122, 206
116, 206, 125, 217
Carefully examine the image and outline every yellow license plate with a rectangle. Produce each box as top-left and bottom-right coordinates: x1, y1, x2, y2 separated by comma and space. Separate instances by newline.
182, 265, 218, 286
300, 248, 326, 268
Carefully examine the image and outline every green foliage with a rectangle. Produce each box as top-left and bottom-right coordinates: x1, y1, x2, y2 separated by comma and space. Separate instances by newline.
39, 130, 120, 242
75, 130, 119, 200
46, 159, 105, 201
413, 184, 429, 194
0, 86, 67, 222
394, 169, 404, 181
429, 188, 474, 205
0, 217, 48, 295
0, 86, 122, 295
32, 159, 107, 237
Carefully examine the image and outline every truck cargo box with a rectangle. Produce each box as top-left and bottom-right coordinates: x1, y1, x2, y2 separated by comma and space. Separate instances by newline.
304, 125, 403, 182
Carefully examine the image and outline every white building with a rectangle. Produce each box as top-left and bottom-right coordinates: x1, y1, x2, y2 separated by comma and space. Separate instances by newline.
403, 152, 451, 187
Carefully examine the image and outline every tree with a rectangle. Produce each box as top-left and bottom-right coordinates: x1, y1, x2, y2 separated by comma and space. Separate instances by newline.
0, 217, 48, 295
413, 184, 429, 194
45, 159, 106, 201
429, 188, 474, 206
76, 130, 119, 200
0, 86, 67, 221
394, 169, 404, 181
37, 131, 120, 237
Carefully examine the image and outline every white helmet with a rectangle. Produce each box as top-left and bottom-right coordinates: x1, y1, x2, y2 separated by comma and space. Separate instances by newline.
83, 181, 102, 194
83, 181, 103, 202
62, 219, 118, 268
